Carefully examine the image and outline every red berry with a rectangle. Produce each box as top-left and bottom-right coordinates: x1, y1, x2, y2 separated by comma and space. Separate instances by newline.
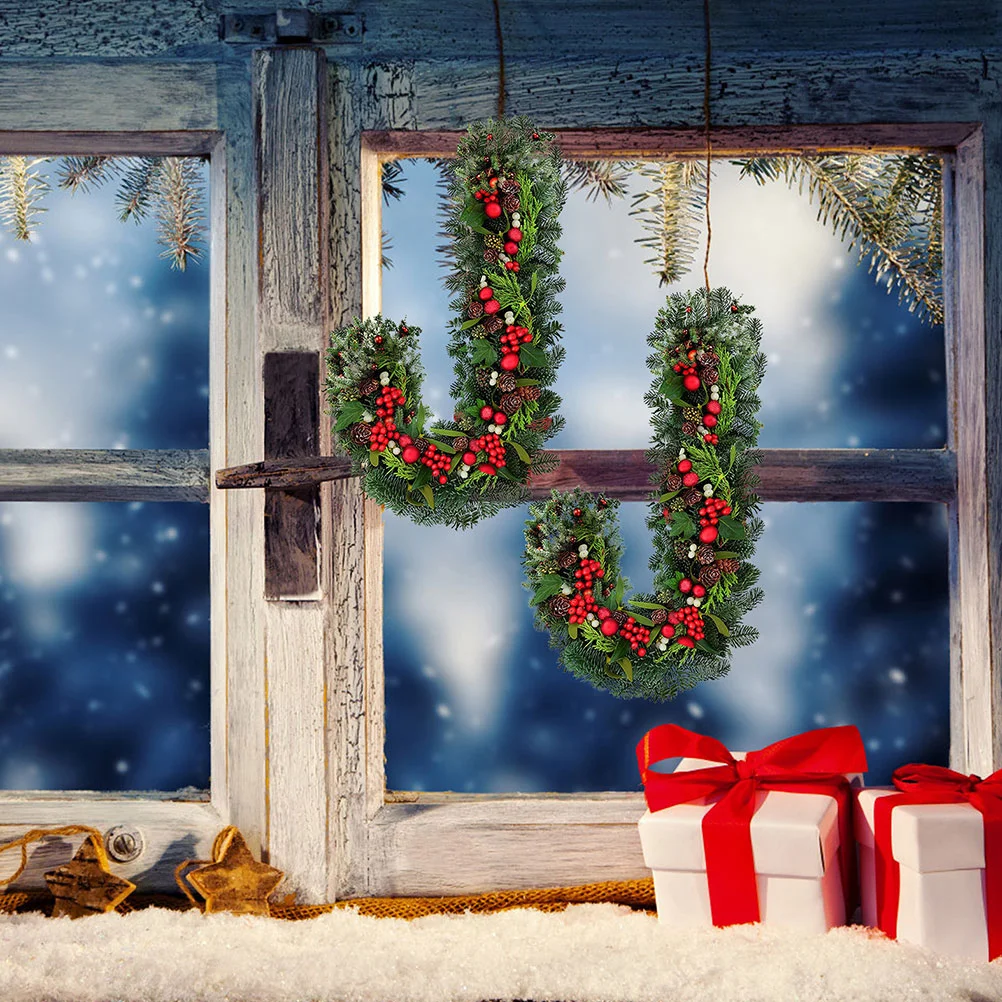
703, 414, 718, 428
493, 412, 507, 425
662, 507, 671, 521
401, 445, 420, 464
683, 374, 701, 392
600, 618, 619, 637
682, 472, 699, 487
661, 625, 674, 638
483, 299, 500, 314
398, 434, 413, 446
597, 608, 610, 620
485, 202, 502, 219
462, 451, 477, 465
692, 584, 706, 598
507, 228, 523, 242
500, 353, 520, 371
706, 400, 722, 415
677, 460, 692, 473
699, 526, 718, 543
504, 241, 519, 255
678, 578, 693, 593
479, 287, 493, 301
480, 405, 494, 420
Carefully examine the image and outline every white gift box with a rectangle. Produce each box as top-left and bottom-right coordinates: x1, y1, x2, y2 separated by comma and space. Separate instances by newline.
637, 754, 850, 932
855, 787, 989, 961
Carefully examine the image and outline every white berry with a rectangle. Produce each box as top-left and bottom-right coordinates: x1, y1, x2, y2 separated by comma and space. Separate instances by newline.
693, 598, 703, 608
361, 410, 373, 423
686, 597, 695, 606
459, 470, 468, 479
480, 275, 487, 286
391, 446, 401, 455
711, 384, 719, 393
561, 583, 573, 595
578, 545, 589, 557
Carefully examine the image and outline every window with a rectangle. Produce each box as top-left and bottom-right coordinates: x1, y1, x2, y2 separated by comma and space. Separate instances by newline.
351, 124, 985, 896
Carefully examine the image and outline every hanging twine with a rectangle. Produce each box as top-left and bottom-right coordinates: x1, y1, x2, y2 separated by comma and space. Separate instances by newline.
702, 0, 712, 298
493, 0, 506, 117
0, 824, 106, 889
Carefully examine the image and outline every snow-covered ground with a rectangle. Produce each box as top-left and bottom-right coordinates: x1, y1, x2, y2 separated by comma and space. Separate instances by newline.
1, 904, 999, 1002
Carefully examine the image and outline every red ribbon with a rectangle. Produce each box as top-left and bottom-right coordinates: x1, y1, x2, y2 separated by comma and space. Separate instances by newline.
636, 724, 868, 927
872, 763, 1002, 959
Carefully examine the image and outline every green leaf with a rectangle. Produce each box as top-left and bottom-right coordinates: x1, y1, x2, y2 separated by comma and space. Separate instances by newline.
659, 490, 682, 502
419, 484, 435, 509
628, 600, 667, 611
611, 636, 630, 660
714, 551, 739, 560
531, 574, 566, 606
368, 450, 379, 467
515, 378, 540, 386
449, 453, 465, 472
567, 623, 578, 640
668, 511, 697, 538
695, 639, 719, 654
705, 612, 730, 637
716, 515, 747, 541
510, 440, 532, 464
429, 428, 468, 438
471, 339, 498, 365
412, 465, 432, 488
497, 465, 518, 481
618, 657, 634, 682
334, 400, 364, 432
519, 344, 547, 367
630, 612, 656, 628
427, 439, 456, 454
530, 270, 538, 300
729, 443, 737, 469
461, 316, 484, 330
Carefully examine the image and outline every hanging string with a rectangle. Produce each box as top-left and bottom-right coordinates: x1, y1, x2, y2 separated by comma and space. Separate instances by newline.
0, 825, 105, 889
492, 0, 507, 118
702, 0, 712, 298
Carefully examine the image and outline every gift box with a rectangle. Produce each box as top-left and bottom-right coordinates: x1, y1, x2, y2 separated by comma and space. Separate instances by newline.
636, 724, 867, 930
855, 765, 1002, 962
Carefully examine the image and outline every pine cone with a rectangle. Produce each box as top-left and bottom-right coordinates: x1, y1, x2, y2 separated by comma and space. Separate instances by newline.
549, 594, 572, 617
483, 315, 504, 335
717, 558, 741, 576
502, 194, 520, 213
467, 300, 484, 319
500, 178, 520, 195
349, 423, 372, 447
476, 369, 491, 387
682, 406, 702, 424
669, 495, 688, 512
684, 488, 703, 507
359, 377, 380, 397
414, 438, 429, 454
612, 610, 629, 626
557, 551, 578, 569
649, 608, 669, 626
530, 416, 553, 432
453, 436, 469, 453
520, 385, 542, 402
664, 473, 684, 492
483, 248, 500, 265
681, 421, 697, 437
699, 564, 723, 588
703, 367, 719, 385
500, 392, 522, 414
696, 544, 716, 565
497, 372, 517, 393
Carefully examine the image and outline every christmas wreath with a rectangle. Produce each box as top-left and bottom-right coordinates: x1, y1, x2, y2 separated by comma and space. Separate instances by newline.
326, 118, 566, 528
523, 288, 766, 700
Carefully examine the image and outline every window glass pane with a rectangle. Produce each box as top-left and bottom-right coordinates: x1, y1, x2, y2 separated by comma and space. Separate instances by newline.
0, 501, 210, 791
381, 157, 945, 450
383, 501, 948, 791
0, 156, 209, 449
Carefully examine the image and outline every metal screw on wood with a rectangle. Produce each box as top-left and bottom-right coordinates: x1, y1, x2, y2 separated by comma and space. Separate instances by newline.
104, 826, 144, 863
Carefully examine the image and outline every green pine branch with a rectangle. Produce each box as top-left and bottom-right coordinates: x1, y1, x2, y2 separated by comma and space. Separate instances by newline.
562, 159, 634, 203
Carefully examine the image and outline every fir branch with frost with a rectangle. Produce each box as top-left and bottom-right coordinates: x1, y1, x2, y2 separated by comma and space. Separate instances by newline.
0, 156, 49, 241
562, 160, 635, 203
156, 157, 205, 271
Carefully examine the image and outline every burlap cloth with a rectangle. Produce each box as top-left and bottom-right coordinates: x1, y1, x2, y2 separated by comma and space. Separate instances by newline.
0, 877, 655, 920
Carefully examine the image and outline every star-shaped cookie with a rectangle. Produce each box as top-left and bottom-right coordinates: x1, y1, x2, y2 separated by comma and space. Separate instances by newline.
44, 833, 136, 918
185, 827, 283, 916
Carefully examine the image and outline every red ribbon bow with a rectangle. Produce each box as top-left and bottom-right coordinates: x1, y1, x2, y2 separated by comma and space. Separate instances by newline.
636, 724, 867, 927
873, 763, 1002, 958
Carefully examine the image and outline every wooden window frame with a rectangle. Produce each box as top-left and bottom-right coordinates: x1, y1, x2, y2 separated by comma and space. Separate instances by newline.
338, 123, 988, 897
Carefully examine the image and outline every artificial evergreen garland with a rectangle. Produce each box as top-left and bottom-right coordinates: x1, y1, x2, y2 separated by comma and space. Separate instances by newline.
523, 288, 765, 700
326, 118, 566, 528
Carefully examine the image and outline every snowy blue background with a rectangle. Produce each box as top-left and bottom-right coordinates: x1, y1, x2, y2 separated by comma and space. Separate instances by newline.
0, 156, 948, 792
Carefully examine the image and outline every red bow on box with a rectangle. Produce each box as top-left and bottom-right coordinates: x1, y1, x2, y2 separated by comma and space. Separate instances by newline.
636, 724, 868, 927
874, 764, 1002, 959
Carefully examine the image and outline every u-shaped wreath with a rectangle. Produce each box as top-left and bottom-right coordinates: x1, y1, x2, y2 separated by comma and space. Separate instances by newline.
326, 118, 565, 528
523, 288, 766, 700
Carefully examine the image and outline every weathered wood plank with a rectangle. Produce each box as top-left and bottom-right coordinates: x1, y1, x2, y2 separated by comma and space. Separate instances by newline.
215, 449, 957, 502
0, 449, 209, 501
0, 132, 219, 156
0, 63, 218, 132
0, 801, 222, 894
369, 797, 648, 896
256, 48, 331, 903
366, 124, 979, 160
263, 352, 321, 601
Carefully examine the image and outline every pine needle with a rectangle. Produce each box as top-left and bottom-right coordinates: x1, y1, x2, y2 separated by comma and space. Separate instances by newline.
154, 157, 205, 271
116, 157, 164, 223
56, 155, 120, 193
382, 229, 393, 269
629, 160, 707, 286
0, 156, 50, 241
562, 160, 633, 203
381, 160, 405, 203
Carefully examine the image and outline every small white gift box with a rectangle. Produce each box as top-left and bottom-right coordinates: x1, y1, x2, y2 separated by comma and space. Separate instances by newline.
855, 787, 990, 961
637, 754, 851, 932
